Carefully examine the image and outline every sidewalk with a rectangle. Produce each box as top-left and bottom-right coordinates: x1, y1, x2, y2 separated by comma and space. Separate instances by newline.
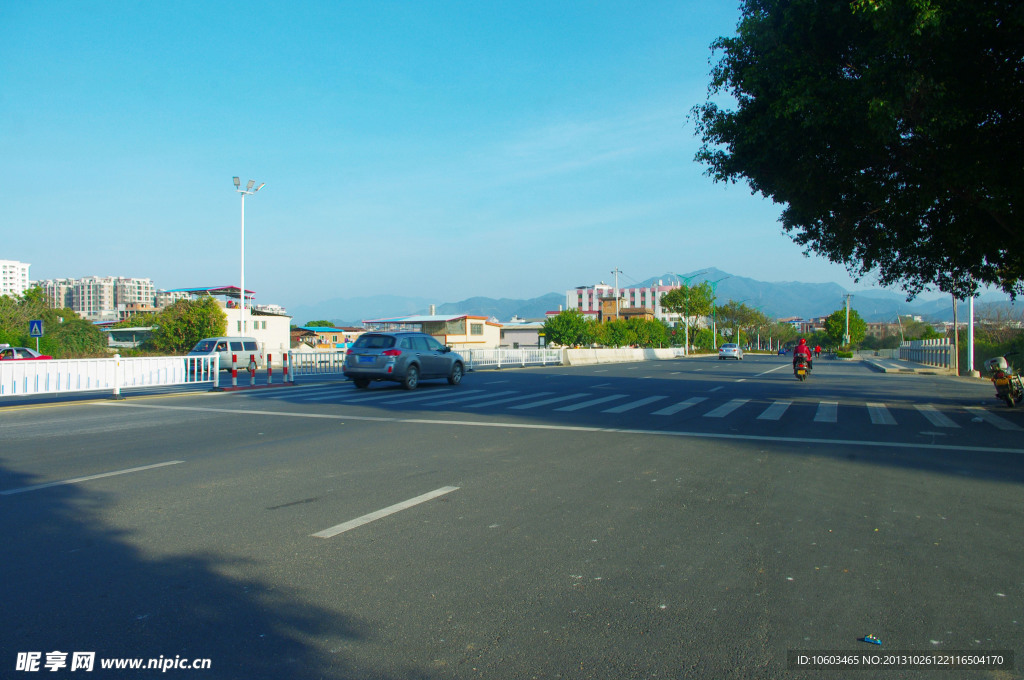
859, 354, 952, 375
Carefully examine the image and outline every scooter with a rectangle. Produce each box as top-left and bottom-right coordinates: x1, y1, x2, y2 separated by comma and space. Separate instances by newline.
984, 356, 1024, 407
794, 356, 810, 381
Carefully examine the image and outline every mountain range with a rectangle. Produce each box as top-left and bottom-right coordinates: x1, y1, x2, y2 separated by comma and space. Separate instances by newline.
287, 268, 1019, 326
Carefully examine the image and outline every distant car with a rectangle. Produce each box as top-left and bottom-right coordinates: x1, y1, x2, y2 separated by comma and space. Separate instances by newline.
778, 347, 787, 355
718, 343, 743, 360
343, 331, 465, 390
0, 344, 53, 360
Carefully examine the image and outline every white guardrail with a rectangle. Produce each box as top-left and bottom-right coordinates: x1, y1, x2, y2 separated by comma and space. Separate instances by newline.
0, 355, 220, 398
462, 348, 562, 370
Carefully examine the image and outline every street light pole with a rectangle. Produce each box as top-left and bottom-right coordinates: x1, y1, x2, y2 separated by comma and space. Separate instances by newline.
709, 276, 730, 348
233, 177, 265, 335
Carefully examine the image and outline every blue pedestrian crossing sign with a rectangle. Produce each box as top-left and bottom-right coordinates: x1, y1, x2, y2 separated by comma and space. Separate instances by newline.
29, 320, 44, 337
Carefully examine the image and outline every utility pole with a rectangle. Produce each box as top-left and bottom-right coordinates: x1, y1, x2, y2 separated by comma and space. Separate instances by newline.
843, 294, 853, 347
611, 267, 621, 319
952, 294, 959, 375
671, 269, 710, 356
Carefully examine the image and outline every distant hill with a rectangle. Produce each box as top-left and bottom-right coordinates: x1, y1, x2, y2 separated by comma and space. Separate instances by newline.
285, 269, 1016, 326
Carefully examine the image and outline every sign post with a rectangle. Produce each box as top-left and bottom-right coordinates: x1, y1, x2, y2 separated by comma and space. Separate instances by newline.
28, 320, 44, 353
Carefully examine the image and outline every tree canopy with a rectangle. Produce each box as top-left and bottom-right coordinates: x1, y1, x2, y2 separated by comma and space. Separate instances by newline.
0, 288, 107, 357
146, 297, 227, 353
822, 308, 868, 347
694, 0, 1023, 299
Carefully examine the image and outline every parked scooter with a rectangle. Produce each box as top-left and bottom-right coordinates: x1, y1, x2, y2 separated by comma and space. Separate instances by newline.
984, 356, 1024, 407
794, 356, 810, 381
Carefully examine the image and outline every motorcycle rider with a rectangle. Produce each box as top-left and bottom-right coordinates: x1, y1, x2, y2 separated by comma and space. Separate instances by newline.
793, 338, 813, 372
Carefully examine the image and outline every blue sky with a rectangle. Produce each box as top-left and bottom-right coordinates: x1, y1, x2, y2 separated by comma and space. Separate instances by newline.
2, 1, 885, 312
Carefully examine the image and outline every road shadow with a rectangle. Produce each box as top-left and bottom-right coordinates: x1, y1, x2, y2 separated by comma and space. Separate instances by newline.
0, 460, 437, 680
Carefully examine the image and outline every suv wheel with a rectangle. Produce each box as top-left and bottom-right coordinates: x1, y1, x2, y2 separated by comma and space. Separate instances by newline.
447, 362, 463, 385
402, 364, 420, 390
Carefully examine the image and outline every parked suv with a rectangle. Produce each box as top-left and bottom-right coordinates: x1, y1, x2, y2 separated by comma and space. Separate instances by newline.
343, 331, 464, 390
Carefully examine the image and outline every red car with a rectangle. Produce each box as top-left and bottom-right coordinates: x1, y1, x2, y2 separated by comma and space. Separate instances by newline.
0, 344, 54, 360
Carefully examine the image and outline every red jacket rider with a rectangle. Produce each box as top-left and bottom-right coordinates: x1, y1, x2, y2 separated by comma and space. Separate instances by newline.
793, 338, 813, 370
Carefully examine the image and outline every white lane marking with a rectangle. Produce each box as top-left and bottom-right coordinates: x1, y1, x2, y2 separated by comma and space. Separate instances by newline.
464, 392, 554, 408
485, 380, 510, 384
592, 370, 609, 373
555, 394, 629, 412
915, 404, 960, 428
964, 406, 1022, 431
755, 365, 790, 377
509, 393, 591, 410
103, 403, 1024, 455
1, 460, 184, 496
602, 396, 667, 414
814, 401, 838, 423
736, 378, 747, 383
757, 400, 792, 421
867, 403, 896, 425
342, 391, 424, 404
430, 390, 518, 407
260, 386, 341, 399
312, 486, 459, 539
591, 383, 612, 388
652, 397, 707, 416
704, 399, 750, 418
709, 386, 724, 393
376, 389, 484, 405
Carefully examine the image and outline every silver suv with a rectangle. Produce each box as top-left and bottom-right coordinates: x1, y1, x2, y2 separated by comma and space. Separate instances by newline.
343, 331, 465, 390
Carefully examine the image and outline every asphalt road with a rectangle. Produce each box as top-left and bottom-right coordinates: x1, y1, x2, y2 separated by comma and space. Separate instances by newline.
1, 354, 1021, 679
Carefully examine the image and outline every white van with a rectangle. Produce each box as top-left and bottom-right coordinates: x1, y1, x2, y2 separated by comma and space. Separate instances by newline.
188, 337, 264, 370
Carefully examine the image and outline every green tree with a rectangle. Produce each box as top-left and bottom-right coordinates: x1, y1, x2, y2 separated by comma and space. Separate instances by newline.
542, 310, 598, 347
660, 282, 715, 348
146, 297, 227, 353
305, 319, 336, 328
822, 309, 868, 348
0, 288, 108, 357
694, 0, 1023, 298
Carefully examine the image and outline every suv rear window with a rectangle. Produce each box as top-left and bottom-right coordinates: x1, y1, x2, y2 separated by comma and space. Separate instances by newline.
353, 334, 396, 349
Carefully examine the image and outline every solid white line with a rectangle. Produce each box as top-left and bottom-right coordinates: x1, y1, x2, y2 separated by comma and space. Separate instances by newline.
915, 404, 960, 428
602, 396, 667, 414
102, 403, 1024, 455
814, 401, 838, 423
757, 400, 792, 421
651, 397, 706, 416
509, 393, 591, 410
755, 365, 790, 377
555, 394, 629, 412
1, 460, 185, 496
964, 406, 1022, 431
867, 403, 896, 425
704, 399, 749, 418
312, 486, 460, 538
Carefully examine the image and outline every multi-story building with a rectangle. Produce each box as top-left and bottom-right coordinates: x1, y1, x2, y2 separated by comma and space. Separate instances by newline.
0, 259, 31, 298
567, 281, 686, 324
36, 276, 158, 321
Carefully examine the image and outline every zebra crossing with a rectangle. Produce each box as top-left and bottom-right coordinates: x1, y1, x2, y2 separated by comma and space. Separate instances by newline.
237, 383, 1022, 431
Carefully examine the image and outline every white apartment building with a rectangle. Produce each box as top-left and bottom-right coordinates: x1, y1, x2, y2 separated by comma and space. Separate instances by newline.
567, 280, 687, 324
39, 278, 75, 309
0, 260, 31, 298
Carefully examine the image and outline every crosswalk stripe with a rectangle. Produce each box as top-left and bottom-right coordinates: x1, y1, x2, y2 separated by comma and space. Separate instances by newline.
651, 397, 707, 416
509, 393, 591, 410
915, 404, 960, 428
757, 400, 792, 421
867, 403, 896, 425
703, 399, 750, 418
814, 401, 838, 423
555, 394, 629, 412
374, 389, 484, 405
964, 406, 1023, 431
261, 386, 341, 399
602, 396, 668, 413
343, 391, 426, 403
464, 392, 554, 408
430, 390, 518, 407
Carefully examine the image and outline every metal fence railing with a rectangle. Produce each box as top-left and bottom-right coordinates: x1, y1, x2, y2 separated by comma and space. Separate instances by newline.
0, 355, 220, 398
462, 348, 562, 370
288, 352, 346, 376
